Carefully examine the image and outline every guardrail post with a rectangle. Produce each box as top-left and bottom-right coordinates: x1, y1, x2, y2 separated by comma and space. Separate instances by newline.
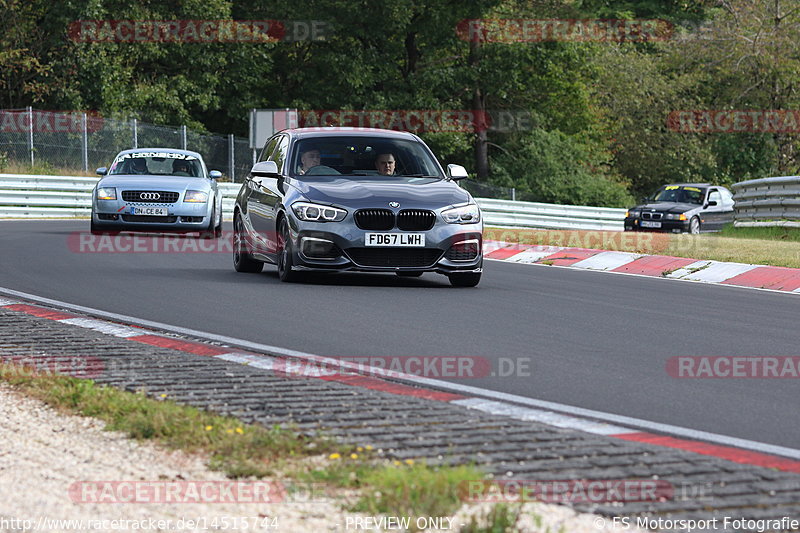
27, 107, 34, 167
181, 125, 187, 150
228, 134, 235, 182
511, 187, 516, 201
81, 113, 89, 172
132, 118, 138, 149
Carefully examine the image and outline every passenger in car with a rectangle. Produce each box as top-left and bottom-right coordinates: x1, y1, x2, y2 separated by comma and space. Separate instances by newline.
374, 153, 396, 176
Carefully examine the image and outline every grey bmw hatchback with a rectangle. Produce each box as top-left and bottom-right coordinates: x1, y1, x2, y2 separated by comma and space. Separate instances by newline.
233, 128, 483, 286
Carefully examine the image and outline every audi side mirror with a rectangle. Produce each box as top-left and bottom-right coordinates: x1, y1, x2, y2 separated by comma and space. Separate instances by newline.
96, 167, 108, 176
209, 170, 222, 180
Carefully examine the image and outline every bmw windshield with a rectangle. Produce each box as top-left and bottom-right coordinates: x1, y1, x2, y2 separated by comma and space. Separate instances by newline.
652, 185, 705, 205
290, 137, 443, 179
108, 152, 203, 177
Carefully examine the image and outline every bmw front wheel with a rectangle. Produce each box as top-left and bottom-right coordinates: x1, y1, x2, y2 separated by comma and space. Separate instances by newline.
277, 217, 300, 283
233, 212, 264, 273
689, 216, 701, 234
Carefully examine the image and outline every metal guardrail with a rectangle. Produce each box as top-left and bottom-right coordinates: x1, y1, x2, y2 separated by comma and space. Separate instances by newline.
476, 198, 625, 231
731, 176, 800, 227
0, 174, 241, 219
0, 174, 625, 230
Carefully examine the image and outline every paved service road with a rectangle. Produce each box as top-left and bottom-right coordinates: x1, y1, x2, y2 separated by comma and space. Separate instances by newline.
1, 220, 798, 448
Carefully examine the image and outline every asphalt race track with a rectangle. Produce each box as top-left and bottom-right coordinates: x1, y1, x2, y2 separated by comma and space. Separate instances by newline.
2, 220, 798, 450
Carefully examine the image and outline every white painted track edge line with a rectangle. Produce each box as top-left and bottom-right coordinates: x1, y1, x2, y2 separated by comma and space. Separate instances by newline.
2, 285, 800, 461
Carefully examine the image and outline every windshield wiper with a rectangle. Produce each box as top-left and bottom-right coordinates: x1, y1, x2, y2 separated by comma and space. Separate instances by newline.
401, 174, 438, 178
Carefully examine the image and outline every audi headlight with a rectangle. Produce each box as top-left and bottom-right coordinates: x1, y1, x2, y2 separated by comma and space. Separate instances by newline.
292, 202, 347, 222
96, 187, 116, 200
184, 190, 208, 203
442, 204, 480, 224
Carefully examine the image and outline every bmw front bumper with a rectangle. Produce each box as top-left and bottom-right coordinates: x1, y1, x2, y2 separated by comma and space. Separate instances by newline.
285, 217, 483, 274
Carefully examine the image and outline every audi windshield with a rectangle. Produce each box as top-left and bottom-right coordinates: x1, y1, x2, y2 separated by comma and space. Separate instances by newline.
108, 151, 203, 177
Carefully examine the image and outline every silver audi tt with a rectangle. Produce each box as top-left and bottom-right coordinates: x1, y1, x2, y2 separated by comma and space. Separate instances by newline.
233, 128, 483, 286
91, 148, 223, 237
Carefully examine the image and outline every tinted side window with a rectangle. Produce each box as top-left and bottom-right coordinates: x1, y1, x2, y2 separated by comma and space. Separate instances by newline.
259, 137, 279, 163
273, 135, 290, 173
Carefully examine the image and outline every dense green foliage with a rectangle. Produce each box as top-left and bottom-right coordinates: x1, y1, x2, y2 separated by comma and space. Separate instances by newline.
3, 0, 800, 206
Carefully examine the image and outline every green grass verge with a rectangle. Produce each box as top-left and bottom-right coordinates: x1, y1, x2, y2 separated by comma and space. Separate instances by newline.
0, 364, 335, 478
1, 363, 521, 531
718, 224, 800, 242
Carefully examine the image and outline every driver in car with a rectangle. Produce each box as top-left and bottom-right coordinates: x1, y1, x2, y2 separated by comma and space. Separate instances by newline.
129, 158, 149, 174
298, 149, 321, 174
374, 153, 396, 176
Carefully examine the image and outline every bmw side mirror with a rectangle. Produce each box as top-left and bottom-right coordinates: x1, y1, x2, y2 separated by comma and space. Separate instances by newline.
96, 167, 108, 176
250, 161, 279, 178
447, 164, 468, 180
209, 170, 222, 180
705, 200, 717, 208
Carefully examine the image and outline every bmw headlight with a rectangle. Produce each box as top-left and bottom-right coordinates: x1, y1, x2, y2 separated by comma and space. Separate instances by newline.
626, 210, 640, 218
666, 213, 687, 220
96, 187, 116, 200
292, 201, 347, 222
184, 190, 209, 203
442, 204, 481, 224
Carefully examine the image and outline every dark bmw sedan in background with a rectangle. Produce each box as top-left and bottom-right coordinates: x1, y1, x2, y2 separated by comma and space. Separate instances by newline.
624, 183, 735, 234
233, 128, 483, 286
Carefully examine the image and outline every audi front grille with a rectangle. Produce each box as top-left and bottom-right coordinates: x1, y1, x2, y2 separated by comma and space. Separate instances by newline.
121, 190, 180, 203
